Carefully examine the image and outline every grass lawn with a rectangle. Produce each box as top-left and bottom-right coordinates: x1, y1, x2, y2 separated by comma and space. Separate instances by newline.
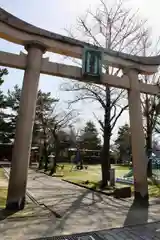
0, 168, 5, 178
0, 188, 7, 208
148, 184, 160, 197
53, 163, 160, 197
54, 163, 128, 181
0, 168, 7, 208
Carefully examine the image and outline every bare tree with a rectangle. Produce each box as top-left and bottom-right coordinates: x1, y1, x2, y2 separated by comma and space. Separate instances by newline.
61, 0, 148, 187
49, 107, 78, 175
139, 34, 160, 177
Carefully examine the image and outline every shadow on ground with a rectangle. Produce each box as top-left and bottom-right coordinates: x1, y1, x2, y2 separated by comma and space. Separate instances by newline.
124, 202, 148, 226
1, 169, 159, 239
0, 208, 18, 221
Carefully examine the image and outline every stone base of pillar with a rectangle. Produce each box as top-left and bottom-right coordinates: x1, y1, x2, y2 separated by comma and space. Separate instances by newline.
6, 196, 25, 211
134, 191, 149, 207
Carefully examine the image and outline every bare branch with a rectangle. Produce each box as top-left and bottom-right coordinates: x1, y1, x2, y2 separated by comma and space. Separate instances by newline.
111, 104, 128, 131
78, 18, 102, 47
61, 0, 150, 151
110, 105, 117, 123
93, 112, 104, 132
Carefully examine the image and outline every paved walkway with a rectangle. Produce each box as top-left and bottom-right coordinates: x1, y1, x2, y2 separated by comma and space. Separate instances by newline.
0, 168, 160, 239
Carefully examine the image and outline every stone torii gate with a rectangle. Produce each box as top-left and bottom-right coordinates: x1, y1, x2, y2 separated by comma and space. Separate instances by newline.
0, 8, 160, 210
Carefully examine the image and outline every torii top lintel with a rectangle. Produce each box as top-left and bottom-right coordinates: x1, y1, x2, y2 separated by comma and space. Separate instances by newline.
0, 7, 160, 73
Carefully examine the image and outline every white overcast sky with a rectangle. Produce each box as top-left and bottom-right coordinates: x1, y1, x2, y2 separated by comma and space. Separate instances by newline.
0, 0, 160, 141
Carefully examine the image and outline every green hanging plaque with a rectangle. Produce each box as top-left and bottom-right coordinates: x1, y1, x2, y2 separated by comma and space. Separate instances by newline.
82, 47, 102, 82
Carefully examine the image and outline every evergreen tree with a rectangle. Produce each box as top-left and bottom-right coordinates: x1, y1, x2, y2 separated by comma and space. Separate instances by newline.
6, 86, 58, 169
115, 124, 131, 164
35, 90, 58, 170
79, 121, 101, 150
0, 68, 13, 143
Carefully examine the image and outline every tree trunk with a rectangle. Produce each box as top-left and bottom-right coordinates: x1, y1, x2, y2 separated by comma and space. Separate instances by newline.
145, 94, 152, 177
101, 86, 111, 188
146, 129, 152, 177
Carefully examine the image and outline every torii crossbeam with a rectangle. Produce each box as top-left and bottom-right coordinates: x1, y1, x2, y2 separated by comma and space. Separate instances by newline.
0, 7, 160, 210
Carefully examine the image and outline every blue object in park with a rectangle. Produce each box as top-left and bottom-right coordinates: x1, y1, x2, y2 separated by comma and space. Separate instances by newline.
116, 177, 134, 185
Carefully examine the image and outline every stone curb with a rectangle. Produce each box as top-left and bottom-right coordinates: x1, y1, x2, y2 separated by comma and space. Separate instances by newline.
62, 179, 114, 196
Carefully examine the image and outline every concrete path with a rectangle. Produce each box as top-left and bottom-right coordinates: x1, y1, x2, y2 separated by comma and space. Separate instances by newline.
0, 168, 160, 239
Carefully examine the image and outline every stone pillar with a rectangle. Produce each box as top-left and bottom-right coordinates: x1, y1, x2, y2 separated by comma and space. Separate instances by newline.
6, 43, 45, 210
128, 69, 148, 206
